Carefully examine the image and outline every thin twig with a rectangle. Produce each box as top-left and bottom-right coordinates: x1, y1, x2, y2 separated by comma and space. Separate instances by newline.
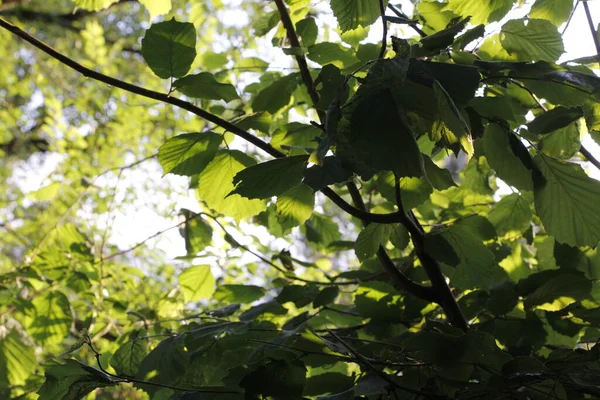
0, 17, 410, 226
378, 0, 388, 58
580, 145, 600, 171
561, 0, 579, 35
582, 0, 600, 60
387, 3, 427, 38
324, 329, 445, 398
273, 0, 325, 123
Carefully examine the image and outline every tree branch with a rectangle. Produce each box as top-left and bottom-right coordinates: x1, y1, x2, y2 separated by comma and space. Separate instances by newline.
273, 0, 325, 122
387, 3, 427, 38
378, 0, 388, 58
0, 17, 410, 226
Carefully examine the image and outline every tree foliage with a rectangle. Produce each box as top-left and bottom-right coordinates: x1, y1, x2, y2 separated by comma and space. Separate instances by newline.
1, 0, 600, 399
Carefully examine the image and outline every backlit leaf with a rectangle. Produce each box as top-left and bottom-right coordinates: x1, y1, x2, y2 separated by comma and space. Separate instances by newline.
178, 265, 215, 302
330, 0, 387, 31
158, 132, 222, 176
197, 150, 266, 220
142, 19, 196, 78
500, 18, 564, 61
173, 73, 239, 102
231, 155, 308, 199
534, 155, 600, 246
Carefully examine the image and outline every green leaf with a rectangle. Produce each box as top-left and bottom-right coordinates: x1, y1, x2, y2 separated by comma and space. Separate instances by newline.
197, 150, 266, 220
303, 213, 342, 248
345, 88, 424, 177
110, 331, 148, 377
426, 217, 507, 289
38, 360, 116, 400
527, 106, 584, 134
530, 0, 574, 26
0, 330, 36, 388
420, 17, 471, 51
303, 156, 353, 191
230, 155, 308, 200
252, 73, 300, 114
72, 0, 118, 11
178, 265, 216, 302
141, 19, 197, 79
423, 155, 456, 190
444, 0, 515, 24
533, 155, 600, 246
276, 184, 315, 227
173, 73, 239, 102
180, 211, 213, 255
500, 18, 564, 62
158, 132, 222, 176
539, 117, 584, 159
453, 24, 486, 50
487, 194, 532, 240
307, 42, 360, 69
483, 123, 534, 191
313, 287, 339, 307
296, 17, 318, 47
139, 0, 172, 19
27, 291, 72, 345
355, 224, 391, 262
239, 300, 287, 321
433, 80, 472, 156
524, 271, 592, 309
277, 285, 320, 307
135, 336, 187, 395
214, 285, 266, 303
315, 64, 346, 111
487, 281, 518, 315
330, 0, 387, 31
389, 224, 410, 250
241, 359, 306, 398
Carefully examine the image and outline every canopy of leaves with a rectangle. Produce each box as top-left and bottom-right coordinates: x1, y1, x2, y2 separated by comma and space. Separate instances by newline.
1, 0, 600, 399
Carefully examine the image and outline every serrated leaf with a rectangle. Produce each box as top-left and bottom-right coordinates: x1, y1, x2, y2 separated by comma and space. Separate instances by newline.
141, 19, 196, 79
389, 224, 409, 250
423, 155, 456, 190
158, 132, 221, 176
139, 0, 172, 19
426, 217, 507, 289
524, 271, 592, 309
296, 17, 318, 47
444, 0, 514, 25
73, 0, 118, 11
0, 331, 36, 388
330, 0, 387, 31
276, 184, 315, 227
307, 42, 360, 69
534, 155, 600, 246
355, 224, 391, 262
230, 155, 308, 200
483, 123, 534, 191
539, 117, 584, 159
197, 150, 266, 220
38, 360, 117, 400
345, 88, 424, 177
135, 336, 187, 395
214, 285, 266, 303
527, 106, 584, 134
487, 194, 532, 240
500, 18, 564, 62
27, 291, 72, 345
313, 287, 339, 307
530, 0, 574, 26
180, 211, 213, 255
178, 265, 215, 302
110, 332, 148, 377
303, 156, 353, 191
173, 73, 239, 102
252, 73, 300, 114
